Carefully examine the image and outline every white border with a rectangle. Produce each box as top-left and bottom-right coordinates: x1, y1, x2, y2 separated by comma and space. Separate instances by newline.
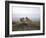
9, 3, 43, 35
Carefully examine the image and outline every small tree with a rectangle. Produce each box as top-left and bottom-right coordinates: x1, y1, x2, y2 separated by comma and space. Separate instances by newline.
20, 18, 24, 22
25, 17, 32, 24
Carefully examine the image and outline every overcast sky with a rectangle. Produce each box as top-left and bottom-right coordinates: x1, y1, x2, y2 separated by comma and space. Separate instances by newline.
12, 6, 40, 22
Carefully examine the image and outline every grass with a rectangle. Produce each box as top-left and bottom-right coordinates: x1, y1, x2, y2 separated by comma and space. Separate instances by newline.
12, 18, 40, 31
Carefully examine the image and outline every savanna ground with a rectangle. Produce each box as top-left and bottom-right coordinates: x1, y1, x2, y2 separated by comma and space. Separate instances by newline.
12, 18, 40, 31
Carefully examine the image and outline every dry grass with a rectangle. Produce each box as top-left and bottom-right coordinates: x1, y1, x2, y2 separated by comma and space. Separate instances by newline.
12, 18, 40, 31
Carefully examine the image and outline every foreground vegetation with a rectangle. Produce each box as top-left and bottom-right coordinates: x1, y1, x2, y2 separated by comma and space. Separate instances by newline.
12, 17, 40, 31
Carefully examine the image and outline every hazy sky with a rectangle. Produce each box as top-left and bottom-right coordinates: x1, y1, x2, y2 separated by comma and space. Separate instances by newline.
12, 6, 40, 21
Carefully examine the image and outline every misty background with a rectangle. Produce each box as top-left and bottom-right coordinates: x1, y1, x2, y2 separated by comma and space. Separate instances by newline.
12, 6, 40, 22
